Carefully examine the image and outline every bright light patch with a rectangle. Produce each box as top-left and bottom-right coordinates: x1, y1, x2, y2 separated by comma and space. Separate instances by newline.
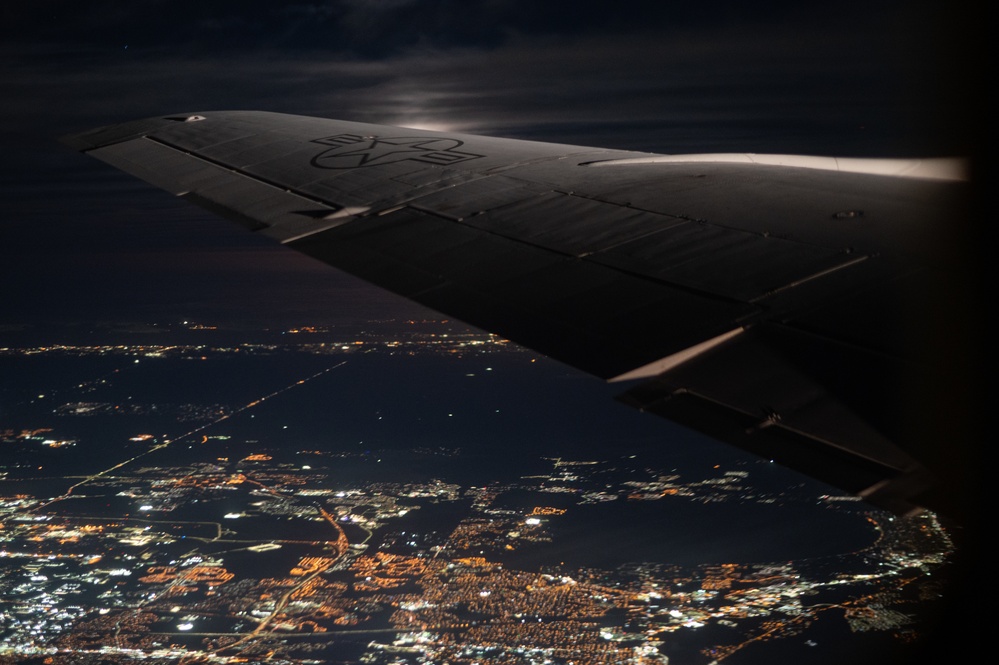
397, 120, 461, 132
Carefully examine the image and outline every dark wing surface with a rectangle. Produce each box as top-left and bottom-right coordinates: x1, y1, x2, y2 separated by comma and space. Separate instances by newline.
63, 111, 970, 517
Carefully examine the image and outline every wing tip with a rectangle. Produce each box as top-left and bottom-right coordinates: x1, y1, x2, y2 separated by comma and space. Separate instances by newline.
59, 111, 238, 152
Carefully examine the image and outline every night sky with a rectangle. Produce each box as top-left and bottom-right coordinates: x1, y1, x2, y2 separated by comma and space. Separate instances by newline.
0, 1, 987, 661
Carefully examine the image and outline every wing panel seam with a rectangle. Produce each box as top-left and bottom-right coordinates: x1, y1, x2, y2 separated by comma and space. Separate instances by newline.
143, 135, 339, 211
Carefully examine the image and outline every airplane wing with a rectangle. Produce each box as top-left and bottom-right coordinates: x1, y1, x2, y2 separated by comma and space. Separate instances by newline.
62, 111, 971, 518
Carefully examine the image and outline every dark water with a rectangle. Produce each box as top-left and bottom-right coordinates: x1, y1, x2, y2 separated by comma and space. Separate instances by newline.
2, 348, 873, 560
500, 495, 876, 569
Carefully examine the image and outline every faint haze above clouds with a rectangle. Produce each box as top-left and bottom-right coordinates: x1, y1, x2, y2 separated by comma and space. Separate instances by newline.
2, 0, 975, 155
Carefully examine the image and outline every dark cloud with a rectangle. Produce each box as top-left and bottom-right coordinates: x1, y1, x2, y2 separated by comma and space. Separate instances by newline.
1, 1, 919, 59
2, 3, 946, 157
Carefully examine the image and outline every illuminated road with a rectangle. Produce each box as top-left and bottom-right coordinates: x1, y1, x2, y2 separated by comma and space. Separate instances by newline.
189, 505, 351, 661
30, 361, 348, 512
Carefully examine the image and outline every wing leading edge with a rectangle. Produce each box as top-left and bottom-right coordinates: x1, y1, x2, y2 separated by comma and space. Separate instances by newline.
62, 111, 971, 518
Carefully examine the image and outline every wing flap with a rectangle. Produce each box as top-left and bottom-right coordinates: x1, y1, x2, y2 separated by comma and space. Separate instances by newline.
617, 322, 931, 514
